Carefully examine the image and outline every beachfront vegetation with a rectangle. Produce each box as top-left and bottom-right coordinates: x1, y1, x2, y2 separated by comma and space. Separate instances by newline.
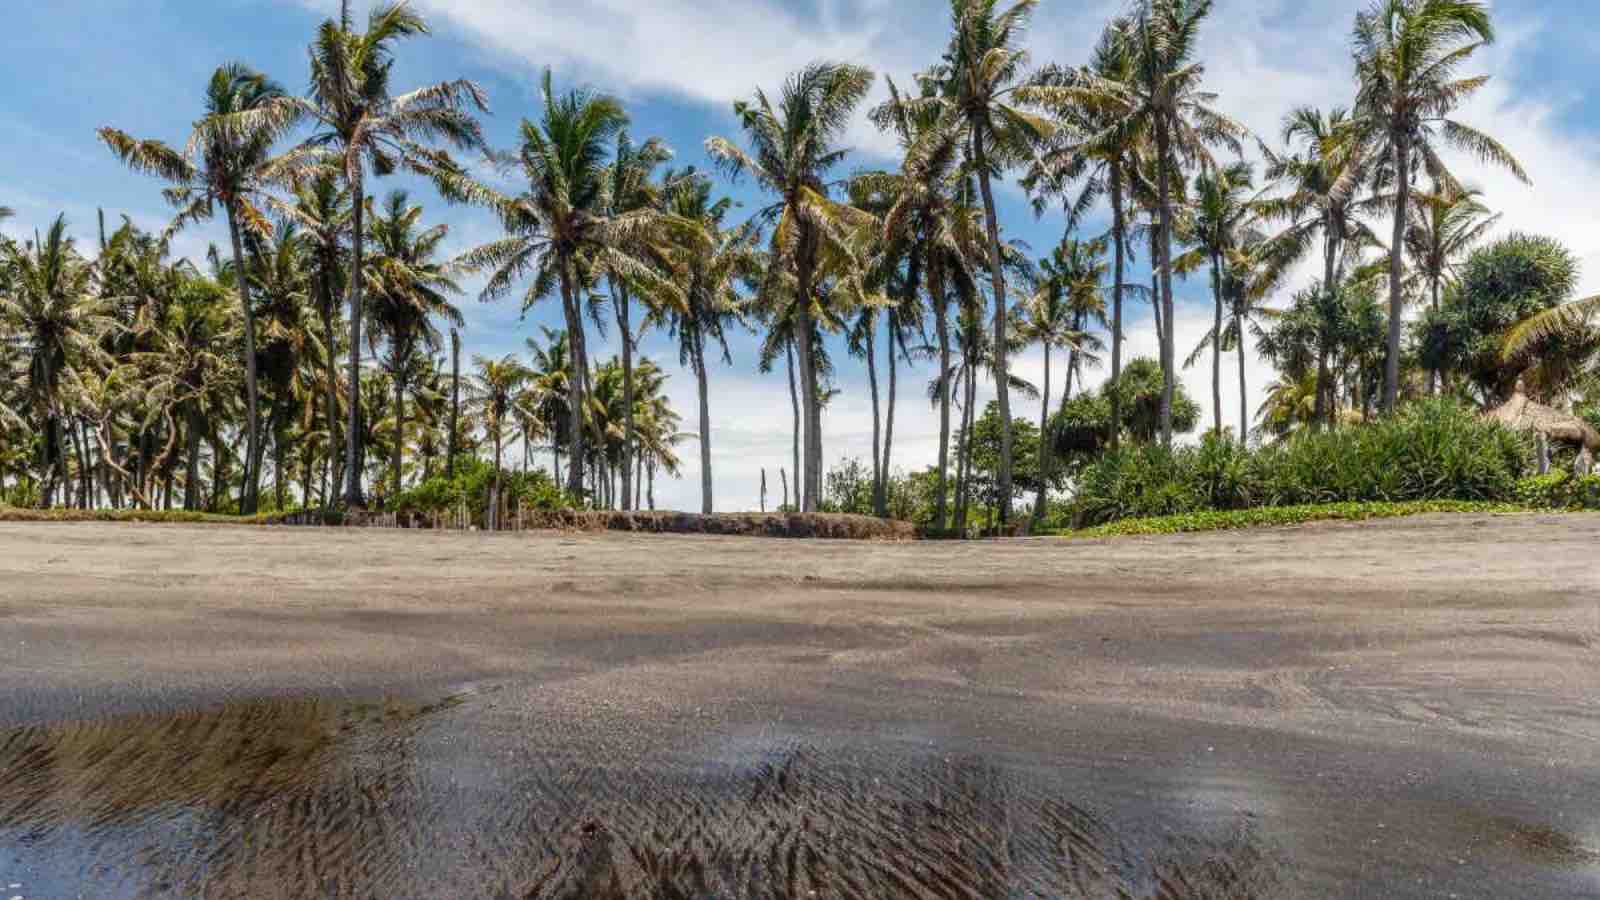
3, 0, 1597, 534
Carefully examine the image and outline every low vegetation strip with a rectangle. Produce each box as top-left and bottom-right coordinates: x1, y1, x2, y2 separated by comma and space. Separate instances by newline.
0, 507, 276, 525
522, 510, 919, 540
1052, 501, 1538, 539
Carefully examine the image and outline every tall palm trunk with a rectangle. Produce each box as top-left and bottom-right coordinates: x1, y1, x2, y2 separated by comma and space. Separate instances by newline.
392, 363, 405, 500
970, 125, 1013, 523
1384, 133, 1410, 415
1237, 306, 1249, 444
1427, 274, 1441, 395
1109, 159, 1127, 451
560, 261, 586, 497
882, 310, 900, 520
612, 278, 634, 510
184, 405, 202, 510
342, 171, 367, 508
693, 329, 713, 515
933, 274, 952, 532
320, 275, 341, 505
785, 336, 801, 511
1210, 250, 1225, 437
863, 311, 883, 517
447, 328, 460, 478
1032, 343, 1052, 525
1154, 119, 1178, 447
794, 249, 821, 511
225, 203, 262, 514
1314, 225, 1339, 431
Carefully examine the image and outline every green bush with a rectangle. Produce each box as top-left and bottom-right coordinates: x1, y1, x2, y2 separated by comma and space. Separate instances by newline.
1053, 501, 1528, 539
1069, 399, 1531, 527
392, 458, 578, 525
1515, 472, 1600, 510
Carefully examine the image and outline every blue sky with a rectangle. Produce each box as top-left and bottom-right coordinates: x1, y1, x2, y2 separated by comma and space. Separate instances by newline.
4, 0, 1597, 511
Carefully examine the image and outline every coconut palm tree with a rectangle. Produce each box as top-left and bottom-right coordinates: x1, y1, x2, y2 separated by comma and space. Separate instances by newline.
99, 63, 298, 513
448, 71, 675, 501
706, 61, 875, 512
915, 0, 1062, 524
597, 132, 672, 509
1348, 0, 1527, 413
1027, 19, 1146, 452
290, 0, 488, 508
1174, 161, 1268, 438
363, 191, 463, 499
1074, 0, 1247, 446
468, 354, 531, 529
1405, 184, 1498, 391
646, 171, 761, 514
1021, 235, 1104, 522
0, 218, 118, 507
526, 327, 574, 479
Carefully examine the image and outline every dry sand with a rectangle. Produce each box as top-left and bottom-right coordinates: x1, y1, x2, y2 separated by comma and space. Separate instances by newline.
1, 514, 1598, 898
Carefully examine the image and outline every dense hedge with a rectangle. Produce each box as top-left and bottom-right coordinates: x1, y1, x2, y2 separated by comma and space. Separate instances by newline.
1068, 399, 1534, 527
1053, 501, 1531, 538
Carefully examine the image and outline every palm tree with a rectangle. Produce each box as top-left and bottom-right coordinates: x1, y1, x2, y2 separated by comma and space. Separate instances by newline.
0, 217, 117, 507
1027, 19, 1146, 452
448, 71, 674, 502
292, 0, 488, 508
275, 174, 350, 502
1175, 161, 1266, 438
918, 0, 1060, 524
706, 61, 875, 512
648, 171, 760, 514
526, 327, 574, 479
1405, 184, 1498, 391
468, 354, 531, 529
1349, 0, 1527, 413
598, 132, 672, 510
99, 63, 298, 513
1021, 235, 1104, 522
363, 191, 463, 499
1078, 0, 1247, 446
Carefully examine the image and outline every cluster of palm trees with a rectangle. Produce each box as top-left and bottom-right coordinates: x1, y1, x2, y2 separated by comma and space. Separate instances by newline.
4, 0, 1592, 523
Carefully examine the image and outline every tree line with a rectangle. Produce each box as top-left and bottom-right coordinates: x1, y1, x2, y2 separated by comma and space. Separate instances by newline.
5, 0, 1597, 525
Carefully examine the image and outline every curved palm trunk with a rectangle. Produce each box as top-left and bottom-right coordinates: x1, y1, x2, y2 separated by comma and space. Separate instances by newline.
225, 203, 262, 515
613, 278, 635, 511
693, 329, 713, 515
1384, 135, 1410, 415
1109, 159, 1127, 452
342, 171, 367, 509
970, 126, 1013, 524
1154, 119, 1178, 448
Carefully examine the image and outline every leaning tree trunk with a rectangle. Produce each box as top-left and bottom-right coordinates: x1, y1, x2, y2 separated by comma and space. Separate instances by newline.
1384, 134, 1410, 416
1109, 159, 1127, 452
693, 329, 714, 515
342, 169, 367, 509
971, 125, 1014, 524
225, 202, 262, 515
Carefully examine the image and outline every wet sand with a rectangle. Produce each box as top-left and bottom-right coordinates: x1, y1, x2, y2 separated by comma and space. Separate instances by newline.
1, 514, 1598, 898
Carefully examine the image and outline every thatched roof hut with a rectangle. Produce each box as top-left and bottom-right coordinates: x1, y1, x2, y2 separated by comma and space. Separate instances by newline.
1484, 392, 1600, 452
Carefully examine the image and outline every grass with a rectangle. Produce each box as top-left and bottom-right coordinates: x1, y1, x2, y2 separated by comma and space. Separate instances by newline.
1047, 500, 1544, 539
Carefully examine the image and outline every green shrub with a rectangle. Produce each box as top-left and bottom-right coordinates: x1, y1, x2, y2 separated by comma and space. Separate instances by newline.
1070, 399, 1531, 527
392, 458, 578, 525
1516, 472, 1600, 510
1053, 501, 1529, 539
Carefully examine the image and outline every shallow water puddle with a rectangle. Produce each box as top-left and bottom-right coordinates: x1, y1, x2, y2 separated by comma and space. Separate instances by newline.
0, 693, 1296, 898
